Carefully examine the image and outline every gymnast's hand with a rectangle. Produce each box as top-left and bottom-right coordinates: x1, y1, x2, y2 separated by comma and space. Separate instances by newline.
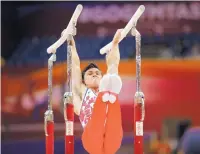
68, 37, 76, 47
61, 29, 76, 47
112, 29, 123, 45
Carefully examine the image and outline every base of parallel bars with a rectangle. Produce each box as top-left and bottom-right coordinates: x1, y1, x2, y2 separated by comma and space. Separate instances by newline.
134, 135, 143, 154
65, 135, 74, 154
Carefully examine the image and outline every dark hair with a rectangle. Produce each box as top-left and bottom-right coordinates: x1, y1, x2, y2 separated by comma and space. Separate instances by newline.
82, 63, 100, 81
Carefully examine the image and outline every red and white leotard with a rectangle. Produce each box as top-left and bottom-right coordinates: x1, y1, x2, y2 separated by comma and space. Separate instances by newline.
79, 88, 97, 128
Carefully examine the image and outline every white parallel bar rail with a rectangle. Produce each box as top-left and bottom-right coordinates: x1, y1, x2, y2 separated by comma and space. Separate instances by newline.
100, 5, 145, 55
47, 4, 83, 54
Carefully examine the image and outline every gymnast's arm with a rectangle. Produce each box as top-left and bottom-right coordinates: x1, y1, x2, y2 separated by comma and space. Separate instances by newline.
69, 37, 86, 115
106, 29, 122, 74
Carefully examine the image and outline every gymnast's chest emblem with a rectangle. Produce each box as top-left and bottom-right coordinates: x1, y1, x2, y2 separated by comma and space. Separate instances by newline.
79, 89, 97, 128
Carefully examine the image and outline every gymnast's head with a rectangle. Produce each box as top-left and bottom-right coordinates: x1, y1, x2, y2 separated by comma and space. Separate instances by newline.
82, 63, 102, 89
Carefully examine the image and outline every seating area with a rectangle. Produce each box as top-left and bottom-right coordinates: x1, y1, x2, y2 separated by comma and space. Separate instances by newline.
6, 33, 200, 66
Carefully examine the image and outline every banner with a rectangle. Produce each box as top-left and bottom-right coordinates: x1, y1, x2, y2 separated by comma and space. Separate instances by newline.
78, 2, 200, 36
2, 76, 200, 116
19, 2, 200, 37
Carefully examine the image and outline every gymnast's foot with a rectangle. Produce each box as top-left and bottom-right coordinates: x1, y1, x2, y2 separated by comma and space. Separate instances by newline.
99, 74, 122, 103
